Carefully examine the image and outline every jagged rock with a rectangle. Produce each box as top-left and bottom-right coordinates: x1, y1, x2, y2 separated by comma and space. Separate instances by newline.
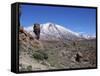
40, 61, 51, 67
75, 52, 83, 62
33, 23, 40, 40
19, 26, 24, 33
27, 32, 34, 40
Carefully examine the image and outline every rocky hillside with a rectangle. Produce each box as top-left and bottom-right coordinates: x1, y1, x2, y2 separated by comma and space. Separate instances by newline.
19, 26, 56, 71
19, 26, 96, 71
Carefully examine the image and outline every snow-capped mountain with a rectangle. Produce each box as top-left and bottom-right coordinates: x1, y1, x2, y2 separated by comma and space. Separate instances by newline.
24, 22, 95, 41
83, 35, 96, 40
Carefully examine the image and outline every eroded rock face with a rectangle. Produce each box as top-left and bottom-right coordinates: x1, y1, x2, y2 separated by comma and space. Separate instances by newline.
33, 23, 40, 40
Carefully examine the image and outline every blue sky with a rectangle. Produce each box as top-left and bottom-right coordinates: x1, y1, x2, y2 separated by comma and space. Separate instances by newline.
20, 4, 96, 36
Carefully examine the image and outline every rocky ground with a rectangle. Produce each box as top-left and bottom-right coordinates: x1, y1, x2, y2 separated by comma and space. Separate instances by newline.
19, 27, 96, 71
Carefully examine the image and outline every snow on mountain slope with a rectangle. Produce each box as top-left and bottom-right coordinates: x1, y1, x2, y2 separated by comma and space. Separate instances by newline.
24, 22, 95, 41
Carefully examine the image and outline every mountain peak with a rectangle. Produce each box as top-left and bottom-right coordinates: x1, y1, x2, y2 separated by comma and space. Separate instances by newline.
24, 22, 95, 40
42, 22, 56, 27
45, 22, 55, 25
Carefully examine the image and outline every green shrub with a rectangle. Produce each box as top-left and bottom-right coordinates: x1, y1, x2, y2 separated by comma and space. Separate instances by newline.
32, 50, 48, 60
33, 52, 44, 60
27, 65, 32, 71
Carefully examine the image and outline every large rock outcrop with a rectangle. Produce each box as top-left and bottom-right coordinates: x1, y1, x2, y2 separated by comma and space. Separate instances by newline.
33, 23, 40, 40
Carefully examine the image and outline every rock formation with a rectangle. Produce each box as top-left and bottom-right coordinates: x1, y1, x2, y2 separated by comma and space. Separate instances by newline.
33, 23, 40, 40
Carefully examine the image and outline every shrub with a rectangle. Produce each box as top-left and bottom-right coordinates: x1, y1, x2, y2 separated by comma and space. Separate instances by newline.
27, 65, 32, 71
33, 52, 44, 60
32, 50, 48, 60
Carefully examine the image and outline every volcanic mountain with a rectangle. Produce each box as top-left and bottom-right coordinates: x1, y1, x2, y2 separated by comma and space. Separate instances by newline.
24, 22, 95, 41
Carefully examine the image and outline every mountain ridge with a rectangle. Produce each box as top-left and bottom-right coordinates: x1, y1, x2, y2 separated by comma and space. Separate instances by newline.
24, 22, 96, 41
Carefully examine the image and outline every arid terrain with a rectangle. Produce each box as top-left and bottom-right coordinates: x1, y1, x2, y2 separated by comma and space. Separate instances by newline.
19, 25, 96, 71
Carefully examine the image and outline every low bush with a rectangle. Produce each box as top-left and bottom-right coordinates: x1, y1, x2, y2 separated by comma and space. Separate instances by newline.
27, 65, 32, 71
32, 50, 48, 60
